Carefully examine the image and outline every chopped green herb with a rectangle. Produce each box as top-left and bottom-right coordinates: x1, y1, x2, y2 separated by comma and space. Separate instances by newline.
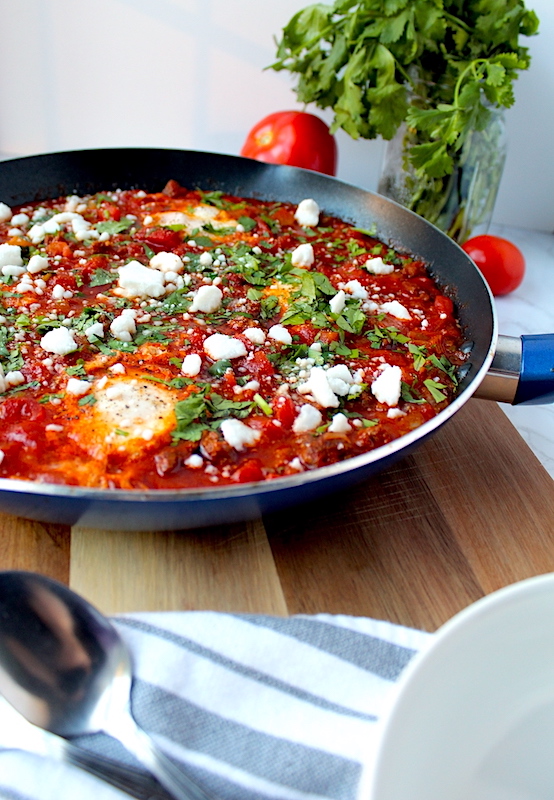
424, 379, 448, 403
90, 268, 115, 287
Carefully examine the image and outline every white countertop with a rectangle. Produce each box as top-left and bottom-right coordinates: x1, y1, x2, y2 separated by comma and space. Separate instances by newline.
486, 224, 554, 479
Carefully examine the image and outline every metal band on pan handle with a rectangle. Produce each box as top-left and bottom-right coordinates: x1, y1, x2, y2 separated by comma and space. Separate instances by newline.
475, 334, 554, 405
474, 335, 522, 404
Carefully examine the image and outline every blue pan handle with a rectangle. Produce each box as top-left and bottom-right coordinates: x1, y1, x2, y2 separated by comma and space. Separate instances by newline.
476, 334, 554, 405
515, 334, 554, 405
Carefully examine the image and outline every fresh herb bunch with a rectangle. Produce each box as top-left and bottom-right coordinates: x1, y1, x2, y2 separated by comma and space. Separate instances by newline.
270, 0, 539, 239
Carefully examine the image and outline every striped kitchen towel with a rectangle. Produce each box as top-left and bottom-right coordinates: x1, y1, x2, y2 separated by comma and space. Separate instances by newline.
0, 611, 432, 800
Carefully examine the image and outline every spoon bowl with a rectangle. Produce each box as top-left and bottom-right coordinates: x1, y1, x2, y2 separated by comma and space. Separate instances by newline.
0, 570, 213, 800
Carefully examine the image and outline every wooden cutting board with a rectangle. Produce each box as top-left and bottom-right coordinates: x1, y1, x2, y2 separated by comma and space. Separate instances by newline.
2, 399, 554, 632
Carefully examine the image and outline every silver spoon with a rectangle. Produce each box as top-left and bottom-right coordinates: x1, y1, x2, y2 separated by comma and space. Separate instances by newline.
0, 570, 213, 800
0, 694, 171, 799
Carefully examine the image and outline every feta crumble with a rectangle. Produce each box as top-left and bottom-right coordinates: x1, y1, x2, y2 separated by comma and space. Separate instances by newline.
203, 333, 247, 360
66, 378, 92, 396
149, 252, 184, 273
110, 309, 137, 342
294, 198, 320, 227
40, 326, 78, 356
365, 256, 394, 275
291, 242, 315, 267
268, 324, 292, 345
371, 364, 402, 406
293, 404, 323, 433
189, 284, 223, 313
328, 412, 352, 433
0, 244, 22, 268
330, 290, 346, 315
182, 353, 202, 377
243, 327, 266, 344
117, 261, 166, 299
380, 300, 411, 320
220, 419, 261, 450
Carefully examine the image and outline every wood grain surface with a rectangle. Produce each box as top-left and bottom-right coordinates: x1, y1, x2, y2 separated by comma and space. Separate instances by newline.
2, 399, 554, 632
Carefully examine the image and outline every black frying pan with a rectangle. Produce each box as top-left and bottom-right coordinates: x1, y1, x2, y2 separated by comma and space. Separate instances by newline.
0, 148, 544, 531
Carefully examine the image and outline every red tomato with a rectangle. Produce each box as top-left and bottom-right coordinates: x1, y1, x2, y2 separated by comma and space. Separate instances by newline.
232, 459, 265, 483
461, 235, 525, 296
240, 111, 337, 176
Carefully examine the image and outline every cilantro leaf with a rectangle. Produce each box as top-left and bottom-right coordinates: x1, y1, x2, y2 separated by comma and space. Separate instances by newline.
96, 217, 135, 236
89, 268, 115, 287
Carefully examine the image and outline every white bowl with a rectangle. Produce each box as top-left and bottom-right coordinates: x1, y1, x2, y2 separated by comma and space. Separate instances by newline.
370, 572, 554, 800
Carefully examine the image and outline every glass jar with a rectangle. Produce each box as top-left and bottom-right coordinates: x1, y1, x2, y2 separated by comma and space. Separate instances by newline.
377, 106, 507, 244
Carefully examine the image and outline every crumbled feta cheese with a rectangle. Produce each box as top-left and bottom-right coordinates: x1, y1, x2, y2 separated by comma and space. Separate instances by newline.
27, 254, 49, 274
380, 300, 411, 320
298, 366, 340, 408
117, 261, 166, 299
182, 353, 202, 377
203, 333, 247, 360
268, 324, 292, 345
109, 362, 126, 374
28, 224, 46, 244
85, 321, 105, 340
10, 213, 29, 227
49, 211, 78, 224
365, 256, 394, 275
189, 284, 223, 313
294, 198, 320, 227
329, 289, 346, 315
343, 279, 368, 300
243, 327, 266, 344
292, 404, 323, 433
66, 378, 92, 396
5, 371, 25, 387
42, 218, 61, 235
371, 364, 402, 406
52, 284, 66, 300
149, 252, 184, 273
199, 251, 213, 267
1, 265, 25, 277
325, 364, 355, 396
0, 203, 12, 223
110, 309, 137, 342
387, 407, 406, 419
291, 242, 315, 267
45, 424, 64, 433
185, 454, 204, 469
64, 196, 82, 213
328, 412, 352, 433
40, 326, 78, 356
0, 243, 22, 268
220, 418, 261, 450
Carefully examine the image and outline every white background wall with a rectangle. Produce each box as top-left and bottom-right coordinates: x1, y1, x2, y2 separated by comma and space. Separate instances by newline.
0, 0, 552, 232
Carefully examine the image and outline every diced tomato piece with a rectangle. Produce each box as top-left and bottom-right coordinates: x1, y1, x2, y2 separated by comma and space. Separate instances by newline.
0, 397, 45, 423
136, 227, 182, 252
434, 294, 454, 315
46, 240, 73, 259
289, 324, 314, 344
273, 395, 296, 429
232, 459, 264, 483
102, 204, 121, 221
317, 329, 339, 344
246, 350, 275, 379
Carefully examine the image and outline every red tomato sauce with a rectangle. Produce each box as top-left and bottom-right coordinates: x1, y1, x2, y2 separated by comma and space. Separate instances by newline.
0, 182, 467, 489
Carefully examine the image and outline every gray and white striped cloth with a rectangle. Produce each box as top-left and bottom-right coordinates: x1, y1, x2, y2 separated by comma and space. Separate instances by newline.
0, 611, 432, 800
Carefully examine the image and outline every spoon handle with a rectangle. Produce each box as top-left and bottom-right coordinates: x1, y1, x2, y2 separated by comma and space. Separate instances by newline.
64, 745, 175, 800
106, 713, 215, 800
